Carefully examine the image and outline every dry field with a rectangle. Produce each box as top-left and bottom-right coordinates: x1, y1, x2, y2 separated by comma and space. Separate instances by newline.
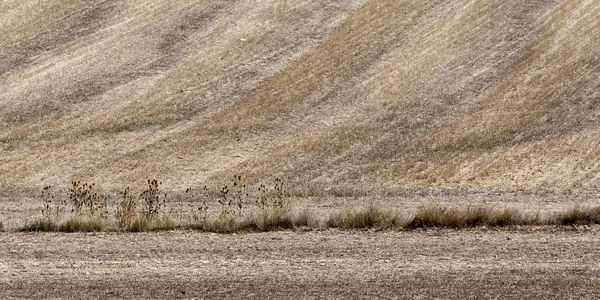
1, 229, 600, 298
1, 0, 599, 297
0, 0, 598, 194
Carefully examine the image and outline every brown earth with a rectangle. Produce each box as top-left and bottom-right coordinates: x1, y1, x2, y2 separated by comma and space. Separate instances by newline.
1, 1, 599, 298
1, 228, 599, 298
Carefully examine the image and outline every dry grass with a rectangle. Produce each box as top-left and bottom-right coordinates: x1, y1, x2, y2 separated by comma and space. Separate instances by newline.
21, 215, 105, 233
406, 204, 535, 228
189, 207, 308, 233
56, 216, 105, 233
552, 205, 600, 226
1, 2, 599, 298
17, 179, 600, 232
329, 203, 600, 230
0, 0, 598, 198
20, 216, 58, 232
326, 204, 405, 229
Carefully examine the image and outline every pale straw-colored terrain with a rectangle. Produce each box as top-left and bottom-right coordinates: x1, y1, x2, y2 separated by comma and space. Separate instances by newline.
2, 229, 600, 298
1, 0, 598, 194
1, 0, 599, 297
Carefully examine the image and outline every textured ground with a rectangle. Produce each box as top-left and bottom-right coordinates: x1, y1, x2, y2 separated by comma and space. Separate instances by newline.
1, 228, 600, 298
0, 0, 598, 196
1, 1, 599, 298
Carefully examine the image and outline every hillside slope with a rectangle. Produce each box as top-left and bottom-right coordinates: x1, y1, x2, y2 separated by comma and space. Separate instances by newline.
0, 0, 599, 196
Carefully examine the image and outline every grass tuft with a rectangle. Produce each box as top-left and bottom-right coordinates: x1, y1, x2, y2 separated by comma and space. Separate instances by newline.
21, 216, 58, 232
406, 203, 537, 228
58, 217, 104, 232
239, 207, 303, 232
188, 208, 308, 233
326, 204, 404, 229
127, 217, 151, 232
552, 205, 600, 225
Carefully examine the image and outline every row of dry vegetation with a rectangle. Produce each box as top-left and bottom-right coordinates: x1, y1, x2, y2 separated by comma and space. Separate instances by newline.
10, 175, 600, 233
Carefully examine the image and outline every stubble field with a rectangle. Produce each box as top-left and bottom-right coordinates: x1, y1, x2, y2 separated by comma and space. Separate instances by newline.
1, 0, 599, 297
2, 228, 600, 298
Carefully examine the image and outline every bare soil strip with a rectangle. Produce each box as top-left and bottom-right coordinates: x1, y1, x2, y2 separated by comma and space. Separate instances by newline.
1, 228, 599, 298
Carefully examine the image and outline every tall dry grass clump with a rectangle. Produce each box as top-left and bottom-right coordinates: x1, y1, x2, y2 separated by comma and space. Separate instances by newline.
551, 205, 600, 225
326, 204, 405, 229
406, 203, 543, 228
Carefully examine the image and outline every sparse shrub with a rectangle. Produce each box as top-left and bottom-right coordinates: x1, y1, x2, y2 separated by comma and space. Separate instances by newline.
41, 185, 65, 220
231, 174, 248, 214
255, 177, 291, 209
273, 177, 290, 208
115, 187, 138, 230
139, 179, 165, 220
239, 177, 298, 231
216, 174, 250, 217
28, 186, 64, 232
186, 186, 210, 223
217, 176, 243, 218
69, 181, 108, 217
189, 176, 299, 232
